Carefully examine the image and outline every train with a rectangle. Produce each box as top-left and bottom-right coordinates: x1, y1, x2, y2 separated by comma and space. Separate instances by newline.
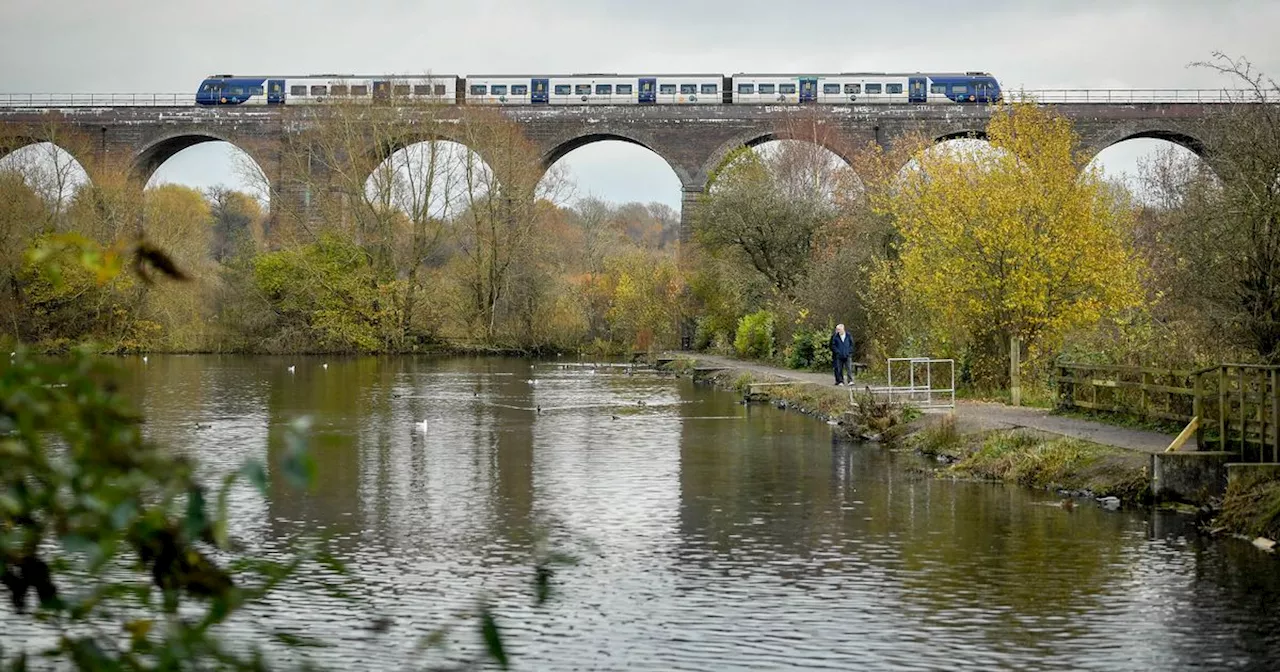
195, 72, 1001, 106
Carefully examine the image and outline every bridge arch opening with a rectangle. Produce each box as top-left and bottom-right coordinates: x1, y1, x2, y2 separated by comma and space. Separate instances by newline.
1086, 136, 1210, 206
718, 139, 861, 203
542, 136, 684, 250
0, 141, 91, 209
140, 136, 269, 206
364, 139, 499, 224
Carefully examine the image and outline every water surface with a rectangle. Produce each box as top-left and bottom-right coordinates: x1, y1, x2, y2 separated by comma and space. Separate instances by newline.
6, 355, 1279, 670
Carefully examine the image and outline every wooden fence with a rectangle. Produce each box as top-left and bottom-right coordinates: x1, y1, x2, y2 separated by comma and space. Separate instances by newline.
1055, 362, 1280, 462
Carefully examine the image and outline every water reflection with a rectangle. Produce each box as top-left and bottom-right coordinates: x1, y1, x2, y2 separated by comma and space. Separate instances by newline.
3, 355, 1275, 670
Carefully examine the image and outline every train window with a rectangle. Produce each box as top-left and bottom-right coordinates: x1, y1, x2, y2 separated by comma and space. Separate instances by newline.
470, 85, 487, 95
329, 85, 348, 96
434, 84, 446, 95
680, 84, 696, 94
930, 84, 946, 94
886, 83, 903, 94
394, 85, 410, 95
616, 84, 632, 94
291, 85, 306, 96
492, 85, 508, 95
701, 83, 717, 94
554, 84, 571, 95
845, 84, 861, 94
738, 84, 754, 94
229, 86, 245, 95
779, 84, 796, 94
351, 85, 368, 96
512, 84, 528, 95
414, 85, 431, 95
952, 84, 968, 94
758, 84, 776, 94
310, 85, 327, 96
824, 83, 841, 94
865, 83, 882, 94
271, 83, 282, 93
249, 86, 264, 95
575, 84, 591, 95
660, 84, 676, 94
596, 84, 612, 94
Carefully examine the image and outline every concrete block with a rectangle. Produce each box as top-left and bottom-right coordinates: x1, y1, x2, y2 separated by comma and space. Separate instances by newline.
1151, 451, 1233, 504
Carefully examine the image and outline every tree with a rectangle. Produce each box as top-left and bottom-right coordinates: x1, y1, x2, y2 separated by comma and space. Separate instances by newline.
873, 103, 1144, 387
1144, 54, 1280, 361
449, 108, 569, 342
207, 187, 265, 262
696, 145, 840, 299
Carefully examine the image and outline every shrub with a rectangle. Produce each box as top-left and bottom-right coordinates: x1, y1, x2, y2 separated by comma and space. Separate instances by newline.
787, 327, 834, 371
734, 310, 775, 359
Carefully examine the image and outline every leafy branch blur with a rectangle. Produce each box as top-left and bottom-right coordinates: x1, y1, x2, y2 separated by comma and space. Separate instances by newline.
2, 235, 560, 670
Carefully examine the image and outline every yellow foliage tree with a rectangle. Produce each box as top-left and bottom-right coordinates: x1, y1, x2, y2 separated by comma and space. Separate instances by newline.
872, 103, 1143, 386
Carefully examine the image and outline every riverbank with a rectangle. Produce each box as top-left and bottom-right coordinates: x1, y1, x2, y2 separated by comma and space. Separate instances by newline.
657, 352, 1187, 510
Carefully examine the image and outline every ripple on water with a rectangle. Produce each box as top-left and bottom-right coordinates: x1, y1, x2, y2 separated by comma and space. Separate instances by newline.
4, 355, 1277, 670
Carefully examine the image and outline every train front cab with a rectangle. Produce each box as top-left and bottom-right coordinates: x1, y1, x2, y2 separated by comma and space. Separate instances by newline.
196, 77, 285, 105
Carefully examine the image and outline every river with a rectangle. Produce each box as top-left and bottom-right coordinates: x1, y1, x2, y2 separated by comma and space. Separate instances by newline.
7, 355, 1280, 670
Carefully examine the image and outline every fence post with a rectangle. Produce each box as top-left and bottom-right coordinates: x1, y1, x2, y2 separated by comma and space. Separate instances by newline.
1010, 336, 1021, 407
1271, 368, 1278, 462
1219, 367, 1227, 452
1193, 372, 1204, 450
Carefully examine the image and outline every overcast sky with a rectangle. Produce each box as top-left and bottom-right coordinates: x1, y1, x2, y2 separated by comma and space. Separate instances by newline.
3, 0, 1277, 208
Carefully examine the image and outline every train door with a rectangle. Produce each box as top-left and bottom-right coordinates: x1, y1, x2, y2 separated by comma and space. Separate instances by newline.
373, 81, 390, 102
531, 78, 549, 104
639, 78, 656, 104
908, 76, 926, 104
799, 78, 817, 103
267, 79, 286, 105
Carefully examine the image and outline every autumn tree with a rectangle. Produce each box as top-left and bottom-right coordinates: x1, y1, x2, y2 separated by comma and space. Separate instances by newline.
1141, 54, 1280, 362
449, 107, 569, 342
873, 103, 1143, 387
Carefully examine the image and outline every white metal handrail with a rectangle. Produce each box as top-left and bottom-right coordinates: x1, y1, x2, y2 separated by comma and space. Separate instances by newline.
851, 357, 956, 410
0, 89, 1265, 108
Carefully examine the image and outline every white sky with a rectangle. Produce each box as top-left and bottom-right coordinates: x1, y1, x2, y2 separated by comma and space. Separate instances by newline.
2, 0, 1276, 209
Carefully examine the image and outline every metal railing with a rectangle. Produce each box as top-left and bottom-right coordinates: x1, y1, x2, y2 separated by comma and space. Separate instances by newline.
0, 93, 196, 107
1003, 89, 1257, 104
0, 89, 1264, 109
850, 357, 956, 410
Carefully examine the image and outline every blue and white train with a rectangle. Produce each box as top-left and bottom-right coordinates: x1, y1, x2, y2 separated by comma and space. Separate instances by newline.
195, 72, 1000, 106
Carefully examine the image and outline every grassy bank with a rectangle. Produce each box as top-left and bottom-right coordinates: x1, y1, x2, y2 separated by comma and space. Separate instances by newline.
908, 415, 1152, 505
1218, 470, 1280, 542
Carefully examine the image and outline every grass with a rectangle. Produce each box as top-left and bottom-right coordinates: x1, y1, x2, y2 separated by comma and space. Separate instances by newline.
908, 419, 1152, 504
1218, 471, 1280, 540
1051, 406, 1187, 435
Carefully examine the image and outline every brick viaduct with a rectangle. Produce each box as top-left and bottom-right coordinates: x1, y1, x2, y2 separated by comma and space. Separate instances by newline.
0, 103, 1217, 239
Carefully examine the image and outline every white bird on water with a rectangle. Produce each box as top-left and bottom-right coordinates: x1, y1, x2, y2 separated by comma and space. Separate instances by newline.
323, 363, 329, 370
142, 356, 148, 364
288, 365, 295, 374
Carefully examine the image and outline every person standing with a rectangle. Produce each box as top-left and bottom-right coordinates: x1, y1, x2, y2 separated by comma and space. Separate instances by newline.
829, 323, 853, 386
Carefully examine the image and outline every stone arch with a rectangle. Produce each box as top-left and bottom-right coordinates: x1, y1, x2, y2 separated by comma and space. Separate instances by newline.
0, 136, 97, 202
1088, 128, 1207, 162
541, 132, 692, 187
933, 129, 990, 144
698, 131, 858, 189
131, 132, 272, 189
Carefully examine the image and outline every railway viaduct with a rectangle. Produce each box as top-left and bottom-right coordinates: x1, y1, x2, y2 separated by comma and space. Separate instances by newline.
0, 101, 1221, 239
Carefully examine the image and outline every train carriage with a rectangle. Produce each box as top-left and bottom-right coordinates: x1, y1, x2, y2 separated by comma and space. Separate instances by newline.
196, 71, 998, 107
195, 74, 458, 105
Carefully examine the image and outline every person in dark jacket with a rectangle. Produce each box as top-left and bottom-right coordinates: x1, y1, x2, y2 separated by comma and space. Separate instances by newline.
830, 323, 853, 385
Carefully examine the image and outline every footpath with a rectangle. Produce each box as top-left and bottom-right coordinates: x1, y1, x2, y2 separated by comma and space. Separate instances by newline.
666, 352, 1190, 454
